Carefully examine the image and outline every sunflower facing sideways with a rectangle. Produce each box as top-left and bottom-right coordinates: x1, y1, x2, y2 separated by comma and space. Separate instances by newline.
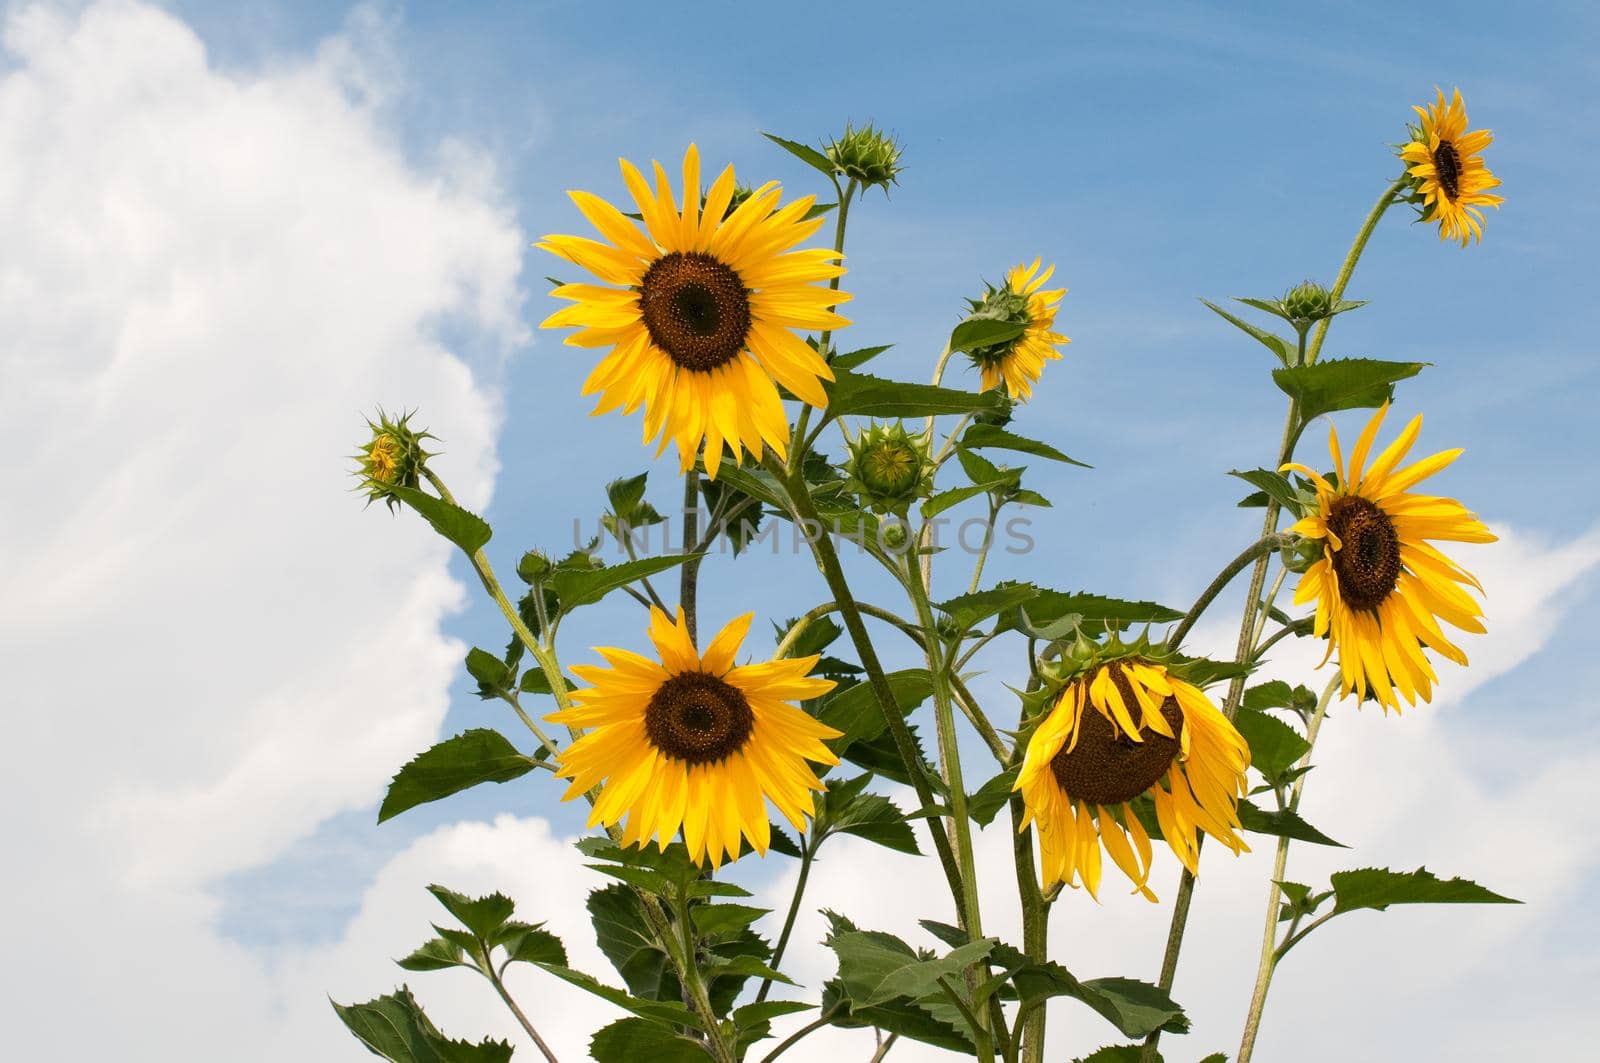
547, 607, 840, 868
1283, 403, 1496, 712
1016, 658, 1250, 901
1399, 88, 1503, 246
538, 145, 849, 478
964, 258, 1069, 400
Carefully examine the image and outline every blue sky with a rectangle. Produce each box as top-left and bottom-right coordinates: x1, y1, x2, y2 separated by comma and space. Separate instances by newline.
6, 1, 1597, 1058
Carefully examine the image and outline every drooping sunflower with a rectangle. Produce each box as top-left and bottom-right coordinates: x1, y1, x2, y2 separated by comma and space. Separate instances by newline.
1015, 659, 1249, 901
1399, 88, 1503, 246
1283, 404, 1496, 712
965, 258, 1069, 400
538, 145, 849, 478
548, 607, 841, 868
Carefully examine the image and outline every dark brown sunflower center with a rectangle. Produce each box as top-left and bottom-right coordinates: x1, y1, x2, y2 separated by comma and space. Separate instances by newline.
1432, 140, 1462, 201
639, 252, 751, 372
1326, 494, 1402, 612
644, 671, 754, 765
1051, 667, 1184, 806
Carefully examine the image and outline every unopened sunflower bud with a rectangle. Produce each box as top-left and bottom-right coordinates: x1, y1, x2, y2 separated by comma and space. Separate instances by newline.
353, 408, 432, 509
845, 421, 935, 515
824, 123, 904, 190
1281, 280, 1334, 324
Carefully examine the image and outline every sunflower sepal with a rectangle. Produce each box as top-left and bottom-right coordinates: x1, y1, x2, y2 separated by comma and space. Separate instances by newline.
352, 407, 436, 510
842, 421, 937, 516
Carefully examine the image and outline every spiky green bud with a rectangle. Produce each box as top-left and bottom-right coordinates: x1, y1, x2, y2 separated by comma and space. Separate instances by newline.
824, 123, 904, 191
1281, 280, 1334, 324
353, 408, 433, 510
844, 421, 935, 516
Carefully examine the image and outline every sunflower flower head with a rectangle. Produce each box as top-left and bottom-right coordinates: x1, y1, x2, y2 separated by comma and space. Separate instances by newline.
1282, 403, 1497, 712
962, 259, 1069, 401
1398, 88, 1503, 246
547, 607, 841, 868
538, 145, 851, 480
823, 123, 904, 191
1015, 647, 1250, 901
844, 421, 935, 515
352, 408, 433, 509
1280, 280, 1335, 326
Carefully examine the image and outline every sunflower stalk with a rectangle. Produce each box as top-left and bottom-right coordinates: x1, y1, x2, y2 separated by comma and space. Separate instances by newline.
1235, 676, 1339, 1063
788, 176, 856, 472
1141, 179, 1402, 1063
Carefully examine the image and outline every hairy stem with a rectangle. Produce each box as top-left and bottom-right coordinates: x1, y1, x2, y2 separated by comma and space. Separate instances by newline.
1168, 533, 1294, 650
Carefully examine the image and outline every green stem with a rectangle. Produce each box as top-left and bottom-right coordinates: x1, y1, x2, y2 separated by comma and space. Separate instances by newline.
755, 840, 814, 1003
789, 178, 855, 475
484, 967, 560, 1063
947, 672, 1012, 766
1168, 533, 1294, 651
1304, 178, 1406, 366
767, 455, 968, 915
681, 468, 700, 642
758, 1003, 844, 1063
1010, 791, 1050, 1063
968, 501, 998, 594
1235, 677, 1337, 1063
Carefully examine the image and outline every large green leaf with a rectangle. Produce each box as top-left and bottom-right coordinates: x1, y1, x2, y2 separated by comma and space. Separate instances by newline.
547, 553, 700, 612
1272, 357, 1426, 423
821, 978, 975, 1053
960, 424, 1089, 467
332, 986, 513, 1063
949, 316, 1027, 352
1329, 867, 1519, 913
425, 885, 514, 940
378, 730, 540, 823
817, 776, 922, 854
587, 884, 675, 1001
1228, 468, 1301, 512
388, 485, 492, 555
1005, 589, 1183, 639
590, 1018, 712, 1062
1231, 710, 1310, 781
937, 582, 1040, 632
829, 928, 995, 1010
832, 343, 893, 370
816, 669, 933, 757
828, 368, 1006, 419
533, 962, 703, 1027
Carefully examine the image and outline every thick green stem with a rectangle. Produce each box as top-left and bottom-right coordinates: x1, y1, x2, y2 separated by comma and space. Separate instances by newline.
1168, 533, 1294, 651
1304, 178, 1406, 366
681, 468, 700, 642
1011, 791, 1050, 1063
789, 179, 855, 473
1235, 677, 1337, 1063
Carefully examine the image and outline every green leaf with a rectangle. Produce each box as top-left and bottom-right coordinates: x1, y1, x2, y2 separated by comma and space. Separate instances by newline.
731, 1000, 815, 1028
426, 885, 514, 940
1200, 298, 1295, 365
950, 316, 1027, 353
534, 962, 704, 1027
828, 368, 1006, 419
587, 884, 676, 1002
818, 778, 921, 854
332, 986, 513, 1063
1008, 590, 1184, 639
692, 904, 769, 939
499, 921, 568, 966
388, 485, 492, 555
937, 583, 1040, 632
395, 937, 466, 973
1228, 469, 1300, 512
833, 344, 893, 370
1232, 710, 1310, 781
821, 978, 975, 1053
547, 553, 700, 612
464, 647, 512, 698
1272, 357, 1426, 423
965, 767, 1020, 827
921, 483, 994, 519
1329, 867, 1519, 914
378, 730, 539, 823
829, 928, 995, 1010
762, 132, 835, 177
816, 669, 933, 758
590, 1018, 712, 1062
1074, 1047, 1152, 1063
1237, 800, 1345, 847
961, 424, 1090, 467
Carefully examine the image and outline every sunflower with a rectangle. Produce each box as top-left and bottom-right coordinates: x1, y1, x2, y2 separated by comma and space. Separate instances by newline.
966, 259, 1069, 400
1282, 404, 1495, 712
547, 607, 841, 868
537, 145, 849, 478
1015, 659, 1249, 901
1399, 88, 1503, 246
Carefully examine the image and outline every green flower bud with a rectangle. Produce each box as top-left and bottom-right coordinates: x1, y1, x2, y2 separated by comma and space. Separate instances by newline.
1281, 280, 1334, 324
517, 549, 553, 584
353, 408, 433, 510
824, 123, 904, 191
845, 421, 935, 515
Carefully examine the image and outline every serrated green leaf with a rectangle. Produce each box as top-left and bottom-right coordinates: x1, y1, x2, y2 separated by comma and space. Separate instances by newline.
590, 1018, 711, 1062
378, 730, 539, 824
829, 929, 995, 1010
1228, 469, 1301, 512
692, 904, 769, 939
332, 986, 514, 1063
395, 937, 466, 973
937, 582, 1040, 632
587, 884, 675, 1002
426, 885, 514, 940
821, 784, 921, 854
388, 485, 492, 555
921, 483, 993, 519
961, 424, 1090, 467
499, 922, 567, 966
463, 647, 512, 697
547, 553, 700, 613
966, 767, 1020, 827
1241, 680, 1293, 712
1272, 358, 1427, 423
1074, 1047, 1153, 1063
828, 368, 1006, 419
1232, 709, 1310, 780
731, 999, 815, 1028
535, 962, 704, 1027
821, 977, 975, 1053
762, 132, 835, 177
1008, 590, 1184, 639
816, 669, 933, 758
1330, 867, 1519, 913
833, 344, 892, 370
